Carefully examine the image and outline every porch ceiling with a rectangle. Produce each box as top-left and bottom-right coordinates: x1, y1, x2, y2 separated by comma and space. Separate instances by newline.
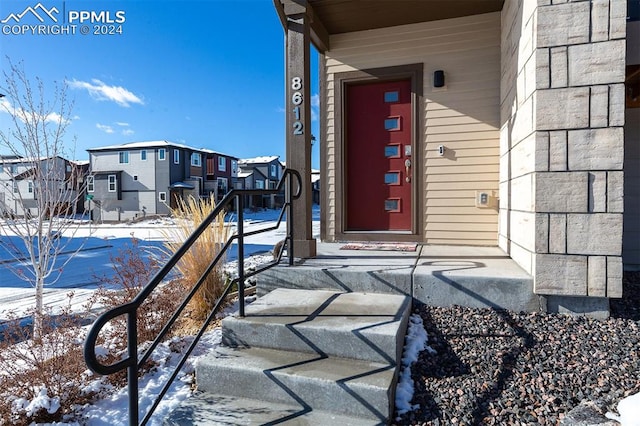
308, 0, 505, 35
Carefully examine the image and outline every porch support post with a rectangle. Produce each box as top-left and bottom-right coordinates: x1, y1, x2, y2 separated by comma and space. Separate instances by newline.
284, 0, 316, 258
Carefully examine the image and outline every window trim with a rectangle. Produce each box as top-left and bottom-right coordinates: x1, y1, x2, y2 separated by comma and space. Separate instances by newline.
118, 151, 129, 164
191, 152, 202, 167
158, 191, 167, 202
173, 149, 180, 164
218, 156, 226, 172
87, 175, 94, 192
217, 177, 228, 193
140, 150, 147, 161
108, 174, 117, 192
158, 148, 166, 161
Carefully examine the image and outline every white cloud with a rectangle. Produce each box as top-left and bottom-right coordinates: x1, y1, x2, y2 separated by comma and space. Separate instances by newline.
68, 79, 144, 107
115, 122, 130, 127
311, 94, 320, 108
96, 123, 114, 134
311, 93, 319, 122
121, 129, 134, 136
0, 98, 69, 124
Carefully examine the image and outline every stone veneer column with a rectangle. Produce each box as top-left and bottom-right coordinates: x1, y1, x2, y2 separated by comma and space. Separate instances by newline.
501, 0, 626, 311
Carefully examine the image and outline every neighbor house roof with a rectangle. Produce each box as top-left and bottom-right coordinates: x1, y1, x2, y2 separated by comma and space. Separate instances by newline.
88, 140, 206, 153
88, 140, 238, 160
0, 155, 67, 164
239, 156, 280, 165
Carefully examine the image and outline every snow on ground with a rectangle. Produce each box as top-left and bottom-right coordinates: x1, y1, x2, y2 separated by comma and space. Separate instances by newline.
395, 313, 436, 418
607, 392, 640, 425
0, 207, 319, 321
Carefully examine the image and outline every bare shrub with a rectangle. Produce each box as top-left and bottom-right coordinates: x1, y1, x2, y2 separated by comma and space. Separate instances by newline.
161, 196, 231, 322
90, 238, 185, 355
0, 295, 93, 425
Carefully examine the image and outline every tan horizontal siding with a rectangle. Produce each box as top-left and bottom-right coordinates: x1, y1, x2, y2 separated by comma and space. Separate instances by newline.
324, 12, 500, 244
426, 173, 499, 183
426, 238, 496, 246
426, 222, 497, 232
427, 214, 497, 223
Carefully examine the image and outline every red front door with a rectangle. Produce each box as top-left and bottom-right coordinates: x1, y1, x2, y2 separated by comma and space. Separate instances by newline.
346, 79, 413, 231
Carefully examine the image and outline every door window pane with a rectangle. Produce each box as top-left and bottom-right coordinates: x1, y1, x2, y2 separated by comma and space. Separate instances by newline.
384, 145, 400, 158
384, 117, 400, 131
384, 172, 400, 185
384, 91, 399, 102
384, 199, 400, 212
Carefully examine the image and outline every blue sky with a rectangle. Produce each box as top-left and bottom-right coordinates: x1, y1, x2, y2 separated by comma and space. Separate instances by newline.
0, 0, 320, 166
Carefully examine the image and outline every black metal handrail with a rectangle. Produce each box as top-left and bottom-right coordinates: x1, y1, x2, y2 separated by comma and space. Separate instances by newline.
84, 168, 302, 425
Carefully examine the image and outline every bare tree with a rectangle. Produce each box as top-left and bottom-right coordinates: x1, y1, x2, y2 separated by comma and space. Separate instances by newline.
0, 59, 88, 339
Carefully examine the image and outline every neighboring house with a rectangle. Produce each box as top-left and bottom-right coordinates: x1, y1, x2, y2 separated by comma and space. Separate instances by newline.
273, 0, 640, 314
87, 141, 234, 221
237, 156, 284, 209
0, 156, 87, 218
203, 149, 239, 202
311, 169, 320, 205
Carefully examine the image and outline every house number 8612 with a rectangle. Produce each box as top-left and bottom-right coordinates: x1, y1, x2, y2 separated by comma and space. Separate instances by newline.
291, 77, 304, 135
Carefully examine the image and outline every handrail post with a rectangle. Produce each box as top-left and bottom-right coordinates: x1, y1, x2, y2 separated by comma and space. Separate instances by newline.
237, 194, 245, 317
128, 312, 139, 425
287, 171, 294, 266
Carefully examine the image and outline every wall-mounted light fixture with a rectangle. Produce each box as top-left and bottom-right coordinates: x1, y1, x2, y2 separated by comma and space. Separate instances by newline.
433, 70, 445, 88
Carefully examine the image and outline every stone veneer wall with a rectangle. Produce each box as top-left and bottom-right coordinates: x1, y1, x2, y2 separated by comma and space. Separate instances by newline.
500, 0, 626, 300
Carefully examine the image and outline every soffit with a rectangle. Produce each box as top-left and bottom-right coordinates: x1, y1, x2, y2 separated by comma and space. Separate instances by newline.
307, 0, 505, 35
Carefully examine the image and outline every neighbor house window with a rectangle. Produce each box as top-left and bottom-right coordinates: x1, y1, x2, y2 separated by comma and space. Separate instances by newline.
87, 176, 94, 192
12, 181, 18, 193
174, 150, 180, 164
28, 181, 33, 193
108, 174, 117, 192
255, 180, 264, 189
119, 151, 129, 164
218, 156, 226, 172
158, 149, 166, 160
140, 150, 147, 161
270, 164, 277, 177
231, 160, 238, 175
217, 177, 228, 194
191, 152, 202, 167
158, 192, 167, 202
10, 165, 17, 174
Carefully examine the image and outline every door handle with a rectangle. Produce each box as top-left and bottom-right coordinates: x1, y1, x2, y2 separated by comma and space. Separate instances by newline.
404, 159, 411, 182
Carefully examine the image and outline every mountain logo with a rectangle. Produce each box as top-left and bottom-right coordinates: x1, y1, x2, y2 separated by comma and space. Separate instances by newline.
1, 3, 60, 24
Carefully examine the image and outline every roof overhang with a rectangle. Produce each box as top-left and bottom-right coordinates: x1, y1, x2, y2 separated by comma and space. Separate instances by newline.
274, 0, 505, 52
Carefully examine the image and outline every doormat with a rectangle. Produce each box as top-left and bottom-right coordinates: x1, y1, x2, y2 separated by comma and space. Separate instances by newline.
340, 242, 418, 252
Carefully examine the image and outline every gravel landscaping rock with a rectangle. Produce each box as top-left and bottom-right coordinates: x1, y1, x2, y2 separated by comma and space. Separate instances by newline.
393, 272, 640, 425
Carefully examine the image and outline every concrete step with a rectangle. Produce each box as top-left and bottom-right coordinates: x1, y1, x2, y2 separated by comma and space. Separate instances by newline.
164, 392, 383, 425
222, 288, 411, 364
195, 345, 396, 421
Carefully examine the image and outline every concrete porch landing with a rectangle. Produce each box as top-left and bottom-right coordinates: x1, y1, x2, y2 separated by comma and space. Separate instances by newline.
259, 243, 538, 313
